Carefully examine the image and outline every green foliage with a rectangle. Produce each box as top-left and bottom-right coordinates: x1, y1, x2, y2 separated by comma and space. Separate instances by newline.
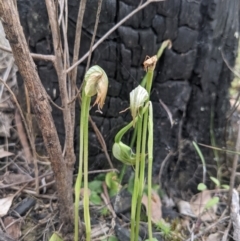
89, 191, 102, 205
145, 239, 158, 241
99, 206, 110, 216
210, 176, 220, 187
101, 236, 119, 241
197, 183, 207, 191
49, 232, 63, 241
88, 180, 103, 193
204, 196, 219, 210
155, 220, 171, 237
221, 184, 230, 190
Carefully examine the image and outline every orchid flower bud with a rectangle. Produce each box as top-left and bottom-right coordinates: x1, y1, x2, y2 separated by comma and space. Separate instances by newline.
84, 65, 108, 112
130, 85, 149, 127
112, 141, 136, 165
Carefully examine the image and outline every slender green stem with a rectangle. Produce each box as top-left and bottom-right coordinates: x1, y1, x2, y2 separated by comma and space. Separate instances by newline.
83, 97, 91, 241
130, 117, 143, 241
135, 107, 148, 241
193, 141, 206, 184
74, 90, 87, 241
147, 102, 154, 240
135, 69, 154, 241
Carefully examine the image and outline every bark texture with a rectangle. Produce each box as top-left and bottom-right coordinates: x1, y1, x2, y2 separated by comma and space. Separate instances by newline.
0, 0, 73, 232
16, 0, 240, 194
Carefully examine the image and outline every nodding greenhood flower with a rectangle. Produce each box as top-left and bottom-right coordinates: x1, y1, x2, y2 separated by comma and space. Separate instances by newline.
130, 85, 149, 127
84, 65, 108, 112
112, 142, 136, 166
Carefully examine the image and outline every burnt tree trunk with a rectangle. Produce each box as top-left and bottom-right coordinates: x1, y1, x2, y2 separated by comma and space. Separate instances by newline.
17, 0, 240, 194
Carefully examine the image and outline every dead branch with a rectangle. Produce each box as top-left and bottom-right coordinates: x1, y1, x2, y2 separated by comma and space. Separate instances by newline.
0, 0, 73, 233
0, 44, 55, 61
231, 189, 240, 241
45, 0, 75, 180
69, 0, 87, 141
66, 0, 165, 73
229, 118, 240, 205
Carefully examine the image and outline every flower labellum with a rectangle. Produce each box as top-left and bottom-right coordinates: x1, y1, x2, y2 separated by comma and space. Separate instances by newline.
84, 65, 108, 112
130, 85, 149, 127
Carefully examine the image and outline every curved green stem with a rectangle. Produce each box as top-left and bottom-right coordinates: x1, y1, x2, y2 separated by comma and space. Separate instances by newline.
74, 90, 87, 241
115, 103, 150, 143
147, 102, 154, 240
130, 118, 143, 241
135, 68, 154, 241
83, 97, 91, 241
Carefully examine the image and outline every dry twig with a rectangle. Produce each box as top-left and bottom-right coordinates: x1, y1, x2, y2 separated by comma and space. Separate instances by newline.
231, 189, 240, 241
66, 0, 165, 73
0, 0, 73, 230
45, 0, 75, 180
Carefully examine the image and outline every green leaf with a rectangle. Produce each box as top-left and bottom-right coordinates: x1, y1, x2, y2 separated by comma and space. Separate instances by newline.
210, 176, 220, 187
100, 206, 110, 216
88, 180, 103, 193
145, 239, 158, 241
204, 197, 219, 210
221, 184, 230, 190
101, 236, 119, 241
49, 232, 63, 241
127, 173, 134, 194
197, 183, 207, 191
90, 191, 102, 205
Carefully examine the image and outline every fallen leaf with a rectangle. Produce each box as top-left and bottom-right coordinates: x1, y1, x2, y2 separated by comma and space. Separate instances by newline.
177, 200, 196, 218
0, 113, 13, 137
0, 148, 14, 158
142, 190, 162, 224
190, 190, 217, 221
4, 216, 21, 240
3, 172, 32, 184
3, 172, 33, 184
206, 232, 222, 241
0, 195, 14, 217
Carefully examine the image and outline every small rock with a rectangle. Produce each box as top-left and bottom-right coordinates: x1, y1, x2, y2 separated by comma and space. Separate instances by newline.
112, 189, 132, 214
11, 197, 36, 217
162, 206, 179, 221
115, 223, 142, 241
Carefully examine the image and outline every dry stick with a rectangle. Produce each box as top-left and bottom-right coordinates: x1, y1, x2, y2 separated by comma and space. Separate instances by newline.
45, 0, 75, 181
0, 0, 73, 230
0, 79, 33, 161
89, 117, 114, 169
70, 0, 87, 133
0, 44, 55, 62
66, 0, 164, 74
231, 189, 240, 241
86, 0, 102, 71
69, 0, 102, 103
24, 83, 39, 194
228, 121, 240, 206
14, 110, 33, 167
0, 76, 39, 193
58, 0, 71, 157
84, 0, 115, 169
222, 49, 240, 206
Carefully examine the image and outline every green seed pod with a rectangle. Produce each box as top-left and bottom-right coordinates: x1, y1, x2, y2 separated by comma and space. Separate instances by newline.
112, 142, 136, 165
